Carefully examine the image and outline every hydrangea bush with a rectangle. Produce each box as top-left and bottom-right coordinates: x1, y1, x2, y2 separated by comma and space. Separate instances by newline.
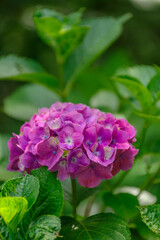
7, 102, 138, 188
0, 7, 160, 240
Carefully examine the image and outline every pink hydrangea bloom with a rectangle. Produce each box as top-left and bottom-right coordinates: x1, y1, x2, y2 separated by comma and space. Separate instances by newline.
7, 102, 138, 188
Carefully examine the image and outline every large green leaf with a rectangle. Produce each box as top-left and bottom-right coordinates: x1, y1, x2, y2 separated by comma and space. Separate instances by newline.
58, 213, 130, 240
1, 175, 39, 210
148, 73, 160, 99
30, 167, 63, 219
113, 76, 153, 111
103, 192, 139, 220
3, 84, 60, 121
26, 215, 61, 240
64, 14, 131, 83
115, 65, 156, 87
34, 9, 88, 62
0, 197, 28, 233
0, 55, 58, 91
138, 205, 160, 236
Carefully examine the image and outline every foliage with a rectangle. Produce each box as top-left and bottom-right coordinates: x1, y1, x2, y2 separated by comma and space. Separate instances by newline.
0, 167, 63, 240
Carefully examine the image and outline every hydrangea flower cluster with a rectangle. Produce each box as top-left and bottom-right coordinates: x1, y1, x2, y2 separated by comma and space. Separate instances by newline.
7, 102, 138, 188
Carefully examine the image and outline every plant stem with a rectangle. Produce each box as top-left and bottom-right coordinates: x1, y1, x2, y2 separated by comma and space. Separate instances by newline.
111, 119, 150, 191
84, 194, 96, 218
136, 120, 150, 158
0, 233, 6, 240
71, 178, 77, 220
137, 166, 160, 197
9, 230, 15, 240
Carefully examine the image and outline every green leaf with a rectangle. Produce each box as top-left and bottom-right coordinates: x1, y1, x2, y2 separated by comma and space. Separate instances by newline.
113, 76, 153, 111
0, 55, 58, 91
115, 65, 156, 87
134, 111, 160, 123
0, 197, 28, 233
26, 215, 61, 240
0, 217, 9, 239
64, 14, 130, 82
3, 84, 60, 121
1, 175, 39, 210
148, 73, 160, 99
103, 192, 139, 220
138, 205, 160, 236
34, 9, 88, 62
31, 167, 63, 219
58, 213, 131, 240
136, 220, 160, 240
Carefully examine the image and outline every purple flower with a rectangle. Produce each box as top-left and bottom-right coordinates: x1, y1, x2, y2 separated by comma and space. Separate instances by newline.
58, 125, 84, 150
116, 119, 136, 142
36, 137, 63, 170
7, 102, 138, 188
7, 136, 23, 171
51, 158, 68, 180
28, 125, 50, 144
67, 148, 90, 173
76, 162, 113, 188
20, 152, 41, 173
112, 146, 139, 176
110, 126, 130, 149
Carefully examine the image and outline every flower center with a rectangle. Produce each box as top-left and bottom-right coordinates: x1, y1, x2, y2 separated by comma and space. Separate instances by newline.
86, 140, 91, 146
111, 139, 114, 144
60, 160, 66, 166
65, 137, 73, 145
97, 137, 101, 142
94, 151, 99, 156
71, 157, 77, 163
52, 150, 56, 155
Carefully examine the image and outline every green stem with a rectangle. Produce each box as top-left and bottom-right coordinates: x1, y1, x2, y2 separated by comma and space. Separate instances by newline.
9, 230, 15, 240
111, 119, 150, 191
56, 53, 67, 101
84, 194, 96, 218
71, 178, 77, 219
0, 233, 6, 240
136, 120, 150, 158
137, 166, 160, 197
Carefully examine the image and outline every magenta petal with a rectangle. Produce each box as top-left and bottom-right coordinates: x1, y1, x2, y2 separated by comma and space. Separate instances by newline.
51, 159, 69, 181
47, 117, 62, 130
36, 137, 63, 169
21, 152, 36, 168
67, 148, 90, 173
77, 169, 102, 188
8, 136, 23, 162
77, 162, 113, 188
58, 125, 83, 150
116, 119, 136, 140
29, 125, 50, 144
119, 147, 139, 171
96, 126, 112, 146
85, 144, 105, 163
84, 127, 97, 148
